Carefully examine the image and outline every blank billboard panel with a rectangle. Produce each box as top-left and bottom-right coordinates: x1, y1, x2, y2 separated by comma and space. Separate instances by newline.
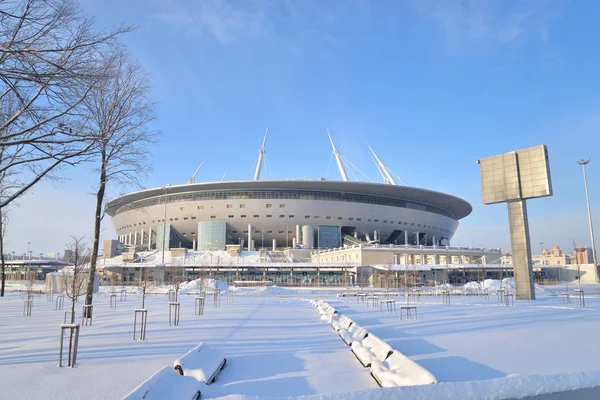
479, 145, 551, 205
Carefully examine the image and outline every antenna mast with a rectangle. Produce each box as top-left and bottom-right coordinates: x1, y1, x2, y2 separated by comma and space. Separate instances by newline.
366, 142, 397, 185
187, 161, 205, 184
327, 130, 349, 182
253, 128, 268, 181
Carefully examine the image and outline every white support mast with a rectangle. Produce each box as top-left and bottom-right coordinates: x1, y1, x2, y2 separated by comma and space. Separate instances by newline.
187, 160, 205, 184
327, 130, 349, 182
254, 128, 268, 181
366, 142, 397, 185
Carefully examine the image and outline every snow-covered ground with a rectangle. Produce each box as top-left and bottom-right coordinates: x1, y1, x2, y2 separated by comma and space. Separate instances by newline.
1, 282, 600, 399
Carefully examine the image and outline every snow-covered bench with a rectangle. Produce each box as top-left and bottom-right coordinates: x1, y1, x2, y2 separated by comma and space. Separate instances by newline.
173, 343, 227, 385
122, 366, 203, 400
340, 323, 368, 346
331, 314, 353, 332
370, 350, 437, 388
351, 333, 393, 367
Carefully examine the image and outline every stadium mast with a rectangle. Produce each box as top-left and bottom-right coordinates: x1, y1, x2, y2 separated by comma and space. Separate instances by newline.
254, 128, 268, 180
366, 142, 397, 185
187, 160, 205, 184
327, 130, 349, 182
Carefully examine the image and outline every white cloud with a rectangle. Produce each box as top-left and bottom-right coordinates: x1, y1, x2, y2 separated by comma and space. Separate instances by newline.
409, 0, 564, 52
150, 0, 272, 45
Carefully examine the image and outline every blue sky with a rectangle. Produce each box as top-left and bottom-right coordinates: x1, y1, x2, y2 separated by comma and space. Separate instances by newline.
5, 0, 600, 256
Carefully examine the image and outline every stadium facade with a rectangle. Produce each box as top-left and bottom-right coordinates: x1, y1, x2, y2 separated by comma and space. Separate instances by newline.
106, 133, 472, 252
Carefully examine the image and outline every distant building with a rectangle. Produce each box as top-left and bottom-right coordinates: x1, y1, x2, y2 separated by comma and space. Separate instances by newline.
572, 246, 594, 265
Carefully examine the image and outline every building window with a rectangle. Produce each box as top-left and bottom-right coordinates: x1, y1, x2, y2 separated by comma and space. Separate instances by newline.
228, 215, 234, 218
279, 215, 285, 218
182, 233, 187, 236
253, 214, 259, 218
191, 217, 197, 220
169, 218, 173, 221
210, 216, 216, 219
314, 216, 319, 219
349, 217, 354, 221
368, 219, 372, 222
289, 215, 295, 218
374, 219, 379, 222
174, 218, 179, 221
305, 215, 310, 218
357, 218, 362, 221
267, 230, 272, 233
326, 216, 331, 220
191, 232, 196, 235
279, 204, 286, 208
255, 230, 261, 233
337, 217, 343, 220
232, 230, 238, 233
279, 230, 284, 234
240, 204, 246, 208
243, 230, 248, 233
266, 204, 272, 208
197, 206, 203, 210
227, 204, 232, 208
183, 217, 189, 220
383, 220, 388, 223
241, 215, 247, 218
266, 215, 272, 218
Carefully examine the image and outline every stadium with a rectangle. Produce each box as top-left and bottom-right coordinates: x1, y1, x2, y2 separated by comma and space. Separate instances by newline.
106, 133, 472, 252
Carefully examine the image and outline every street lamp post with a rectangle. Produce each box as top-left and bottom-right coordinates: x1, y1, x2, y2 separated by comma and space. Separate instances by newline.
539, 241, 544, 265
161, 184, 171, 264
27, 242, 31, 281
576, 159, 598, 270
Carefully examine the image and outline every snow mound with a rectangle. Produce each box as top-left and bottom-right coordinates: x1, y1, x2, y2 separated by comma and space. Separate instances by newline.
463, 279, 546, 296
229, 285, 292, 296
179, 278, 228, 294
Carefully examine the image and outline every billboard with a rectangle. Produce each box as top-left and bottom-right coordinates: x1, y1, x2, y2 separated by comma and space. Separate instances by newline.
478, 145, 552, 205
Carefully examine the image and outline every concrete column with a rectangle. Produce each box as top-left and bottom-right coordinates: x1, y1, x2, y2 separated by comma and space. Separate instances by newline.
296, 225, 301, 244
248, 224, 253, 251
292, 238, 297, 248
432, 236, 437, 247
416, 231, 420, 246
272, 239, 276, 251
317, 267, 320, 287
128, 232, 132, 245
404, 231, 409, 246
134, 231, 138, 246
148, 228, 152, 249
193, 240, 196, 251
508, 199, 535, 300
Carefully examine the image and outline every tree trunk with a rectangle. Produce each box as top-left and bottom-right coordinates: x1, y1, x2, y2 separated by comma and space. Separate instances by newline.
0, 209, 5, 297
85, 152, 107, 307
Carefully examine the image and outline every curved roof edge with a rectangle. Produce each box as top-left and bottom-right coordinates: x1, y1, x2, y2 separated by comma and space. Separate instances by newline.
106, 180, 472, 220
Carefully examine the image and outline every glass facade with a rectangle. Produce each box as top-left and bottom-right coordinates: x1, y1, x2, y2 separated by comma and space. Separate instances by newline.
197, 221, 226, 251
318, 225, 341, 249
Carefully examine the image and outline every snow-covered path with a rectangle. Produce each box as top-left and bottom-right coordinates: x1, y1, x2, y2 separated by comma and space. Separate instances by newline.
0, 292, 376, 399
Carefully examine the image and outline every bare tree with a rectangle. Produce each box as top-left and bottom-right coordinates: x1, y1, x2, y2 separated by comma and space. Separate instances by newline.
0, 0, 132, 209
63, 236, 90, 323
138, 268, 153, 309
83, 49, 157, 309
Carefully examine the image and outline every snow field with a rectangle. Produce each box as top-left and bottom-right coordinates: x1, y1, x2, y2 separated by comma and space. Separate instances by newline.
2, 283, 600, 399
0, 290, 376, 399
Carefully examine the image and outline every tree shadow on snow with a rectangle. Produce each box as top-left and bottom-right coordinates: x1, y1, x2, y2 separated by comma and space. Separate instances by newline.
384, 338, 445, 357
418, 356, 506, 382
207, 351, 313, 397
